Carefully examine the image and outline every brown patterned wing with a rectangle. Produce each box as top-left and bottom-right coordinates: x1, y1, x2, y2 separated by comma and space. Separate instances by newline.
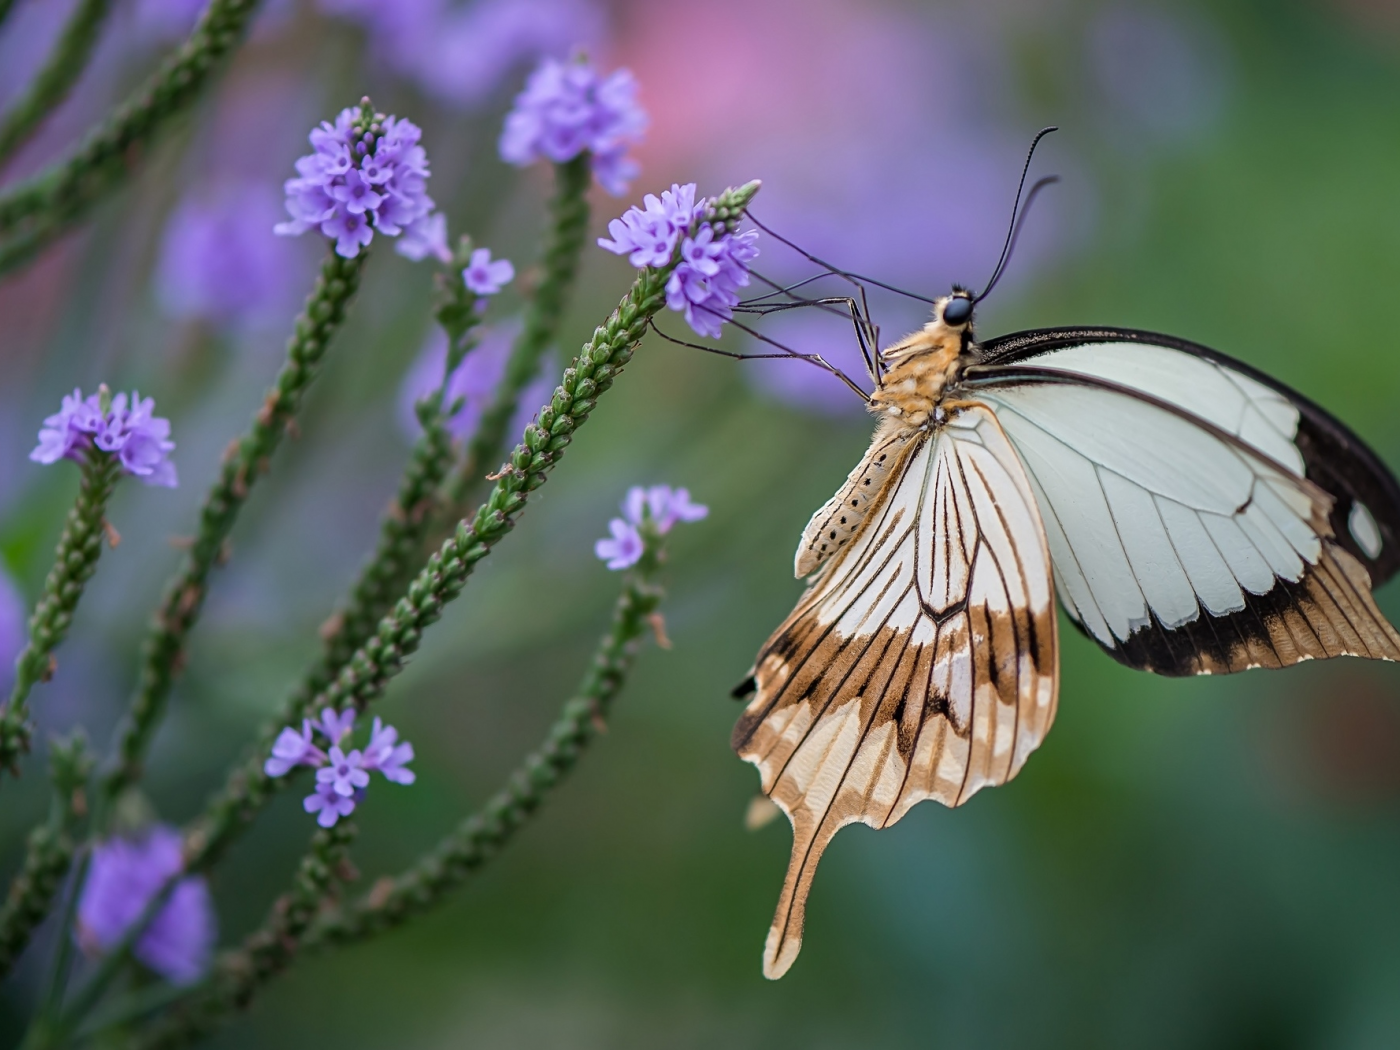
733, 404, 1058, 979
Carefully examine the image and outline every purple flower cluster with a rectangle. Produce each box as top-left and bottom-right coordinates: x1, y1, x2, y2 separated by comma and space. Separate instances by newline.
155, 182, 308, 332
265, 707, 415, 827
274, 104, 439, 259
499, 56, 647, 196
598, 183, 759, 338
77, 825, 216, 986
31, 388, 177, 487
596, 183, 699, 267
594, 485, 707, 570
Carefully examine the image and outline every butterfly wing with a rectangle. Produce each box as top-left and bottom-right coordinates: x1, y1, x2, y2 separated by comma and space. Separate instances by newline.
733, 405, 1057, 979
965, 366, 1400, 675
976, 327, 1400, 584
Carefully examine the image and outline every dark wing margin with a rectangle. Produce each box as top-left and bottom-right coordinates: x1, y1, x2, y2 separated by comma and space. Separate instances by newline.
976, 326, 1400, 585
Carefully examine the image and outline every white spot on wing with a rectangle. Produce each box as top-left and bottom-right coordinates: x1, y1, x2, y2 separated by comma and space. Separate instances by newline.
1349, 499, 1383, 560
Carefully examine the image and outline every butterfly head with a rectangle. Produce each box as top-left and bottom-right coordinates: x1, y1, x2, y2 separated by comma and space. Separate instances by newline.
940, 289, 974, 328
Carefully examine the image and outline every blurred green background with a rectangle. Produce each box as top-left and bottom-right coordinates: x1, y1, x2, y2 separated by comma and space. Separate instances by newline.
5, 0, 1400, 1045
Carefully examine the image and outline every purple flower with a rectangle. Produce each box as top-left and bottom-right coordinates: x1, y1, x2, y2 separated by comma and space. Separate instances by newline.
363, 717, 416, 784
265, 721, 321, 777
396, 212, 451, 263
304, 782, 357, 827
30, 388, 177, 487
155, 183, 309, 332
0, 566, 24, 693
263, 707, 415, 821
315, 707, 356, 745
622, 485, 708, 534
77, 826, 215, 986
397, 321, 553, 445
597, 183, 699, 268
461, 247, 515, 296
595, 518, 644, 570
316, 746, 371, 797
275, 104, 438, 259
500, 56, 647, 195
665, 226, 759, 339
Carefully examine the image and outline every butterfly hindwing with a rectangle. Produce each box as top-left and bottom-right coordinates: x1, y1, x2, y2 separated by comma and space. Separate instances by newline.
733, 405, 1057, 979
967, 367, 1400, 675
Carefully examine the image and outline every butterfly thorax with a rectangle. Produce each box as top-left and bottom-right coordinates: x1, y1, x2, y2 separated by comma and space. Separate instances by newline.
868, 317, 968, 430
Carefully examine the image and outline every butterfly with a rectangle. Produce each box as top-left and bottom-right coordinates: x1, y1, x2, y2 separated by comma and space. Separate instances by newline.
730, 245, 1400, 980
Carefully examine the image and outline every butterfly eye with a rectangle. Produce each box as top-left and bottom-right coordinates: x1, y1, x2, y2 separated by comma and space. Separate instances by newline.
942, 297, 973, 326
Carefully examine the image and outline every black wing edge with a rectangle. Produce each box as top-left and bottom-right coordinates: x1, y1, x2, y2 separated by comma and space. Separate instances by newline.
976, 326, 1400, 586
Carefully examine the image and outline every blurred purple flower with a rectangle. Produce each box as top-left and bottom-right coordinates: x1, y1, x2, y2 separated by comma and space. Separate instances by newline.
623, 485, 708, 533
155, 183, 307, 331
596, 183, 699, 267
275, 106, 438, 258
398, 321, 554, 445
264, 707, 414, 824
397, 212, 452, 263
499, 55, 647, 195
77, 825, 215, 986
31, 388, 177, 487
420, 0, 606, 107
304, 782, 357, 827
595, 519, 643, 570
597, 484, 707, 568
265, 721, 320, 777
1088, 6, 1229, 145
665, 226, 759, 339
462, 247, 515, 296
317, 746, 370, 797
364, 718, 416, 785
0, 566, 25, 694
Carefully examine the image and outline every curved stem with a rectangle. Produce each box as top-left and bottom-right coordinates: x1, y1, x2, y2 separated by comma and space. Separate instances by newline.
184, 180, 762, 873
0, 0, 115, 168
100, 248, 366, 810
0, 0, 264, 278
439, 152, 591, 511
312, 551, 663, 946
0, 736, 92, 978
0, 449, 120, 775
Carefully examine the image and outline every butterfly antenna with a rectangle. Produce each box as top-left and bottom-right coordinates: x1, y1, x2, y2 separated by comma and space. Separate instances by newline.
744, 211, 937, 305
973, 126, 1059, 304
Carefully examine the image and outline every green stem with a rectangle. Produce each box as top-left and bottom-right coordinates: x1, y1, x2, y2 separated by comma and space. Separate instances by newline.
101, 248, 366, 809
123, 824, 357, 1050
311, 545, 664, 946
0, 0, 115, 167
282, 248, 487, 728
0, 449, 121, 775
439, 153, 592, 511
0, 736, 92, 978
0, 0, 18, 31
0, 0, 264, 277
183, 180, 762, 873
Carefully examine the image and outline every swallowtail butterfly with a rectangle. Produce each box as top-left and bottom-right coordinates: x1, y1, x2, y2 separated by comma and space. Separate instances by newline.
731, 228, 1400, 981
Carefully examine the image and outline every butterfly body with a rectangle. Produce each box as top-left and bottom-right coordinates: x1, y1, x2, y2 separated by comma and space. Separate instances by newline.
735, 294, 1400, 979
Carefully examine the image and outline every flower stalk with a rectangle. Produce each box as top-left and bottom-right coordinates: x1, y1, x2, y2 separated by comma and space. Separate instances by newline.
185, 179, 761, 872
312, 538, 665, 946
0, 736, 92, 978
0, 0, 264, 277
0, 0, 115, 167
102, 247, 366, 808
439, 152, 592, 513
0, 449, 121, 774
125, 824, 358, 1050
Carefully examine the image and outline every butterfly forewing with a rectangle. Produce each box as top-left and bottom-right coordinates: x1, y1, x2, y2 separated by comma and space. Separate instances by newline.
733, 404, 1057, 979
970, 371, 1400, 674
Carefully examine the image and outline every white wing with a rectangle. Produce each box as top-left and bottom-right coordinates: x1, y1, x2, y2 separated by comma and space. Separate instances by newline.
974, 372, 1400, 674
734, 405, 1057, 979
